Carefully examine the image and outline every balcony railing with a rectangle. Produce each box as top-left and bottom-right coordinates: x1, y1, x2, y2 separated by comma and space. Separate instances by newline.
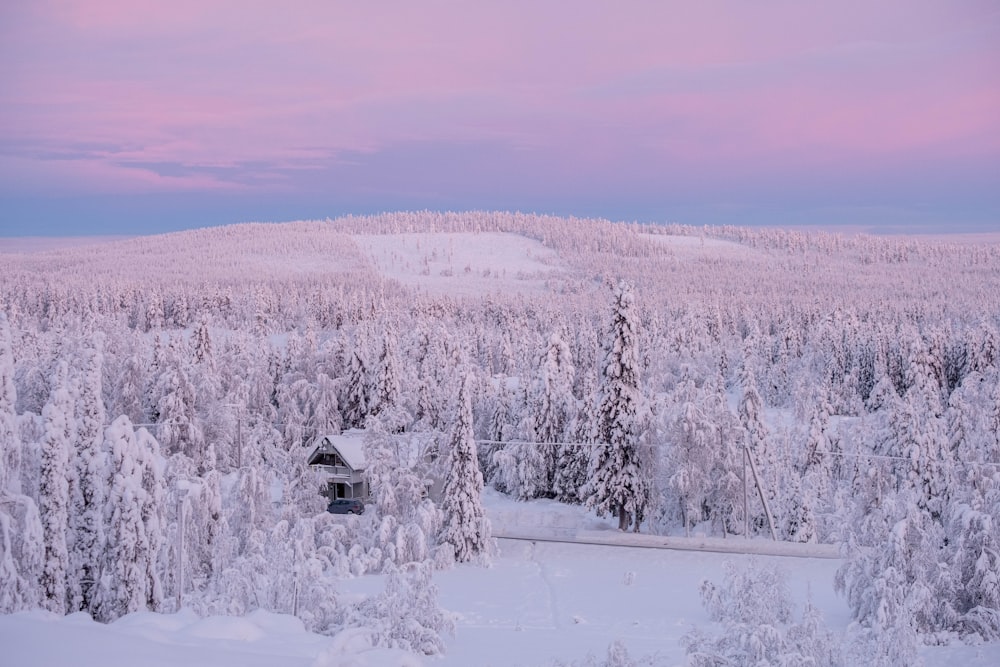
312, 464, 353, 479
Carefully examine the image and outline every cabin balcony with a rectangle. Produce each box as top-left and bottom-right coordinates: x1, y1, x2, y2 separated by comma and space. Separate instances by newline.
312, 464, 353, 479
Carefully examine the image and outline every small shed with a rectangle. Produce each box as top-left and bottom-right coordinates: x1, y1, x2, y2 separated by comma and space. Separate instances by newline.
307, 430, 368, 500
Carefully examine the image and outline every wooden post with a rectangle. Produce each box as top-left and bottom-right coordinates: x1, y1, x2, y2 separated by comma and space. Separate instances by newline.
236, 407, 243, 469
742, 446, 749, 539
745, 444, 778, 541
176, 493, 185, 611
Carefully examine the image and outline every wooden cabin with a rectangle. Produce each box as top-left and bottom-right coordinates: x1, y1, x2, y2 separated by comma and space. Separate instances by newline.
307, 430, 368, 500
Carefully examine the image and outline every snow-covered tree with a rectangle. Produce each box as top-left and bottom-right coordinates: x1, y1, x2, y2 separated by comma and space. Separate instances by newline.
685, 558, 841, 667
439, 374, 492, 564
68, 338, 109, 613
1, 313, 22, 494
553, 372, 597, 504
0, 317, 43, 613
134, 427, 166, 612
93, 416, 151, 622
662, 379, 719, 536
528, 332, 576, 494
347, 560, 454, 655
737, 357, 780, 537
585, 282, 649, 532
836, 489, 946, 645
39, 361, 74, 612
0, 493, 43, 613
308, 372, 342, 438
480, 378, 517, 490
341, 346, 371, 430
946, 502, 1000, 640
152, 338, 204, 464
370, 328, 403, 426
493, 429, 547, 501
192, 317, 213, 365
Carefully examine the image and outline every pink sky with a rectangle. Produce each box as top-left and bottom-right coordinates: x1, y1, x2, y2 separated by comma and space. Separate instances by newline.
1, 1, 998, 234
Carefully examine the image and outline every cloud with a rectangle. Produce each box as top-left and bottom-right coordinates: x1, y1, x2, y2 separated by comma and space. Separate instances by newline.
0, 1, 997, 231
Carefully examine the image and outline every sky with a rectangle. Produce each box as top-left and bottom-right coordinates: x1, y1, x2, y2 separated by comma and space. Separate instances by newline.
1, 1, 998, 236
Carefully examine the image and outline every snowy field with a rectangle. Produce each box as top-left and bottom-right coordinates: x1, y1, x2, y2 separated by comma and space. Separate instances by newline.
353, 232, 564, 296
638, 233, 758, 259
4, 489, 999, 666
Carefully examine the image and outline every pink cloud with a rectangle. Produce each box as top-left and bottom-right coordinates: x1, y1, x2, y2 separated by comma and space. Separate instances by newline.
1, 0, 997, 205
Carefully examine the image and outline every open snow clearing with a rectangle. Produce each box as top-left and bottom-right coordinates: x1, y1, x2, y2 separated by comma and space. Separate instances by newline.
353, 232, 564, 296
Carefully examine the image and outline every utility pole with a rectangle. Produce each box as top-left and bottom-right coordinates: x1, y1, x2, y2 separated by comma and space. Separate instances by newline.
236, 407, 243, 469
176, 490, 185, 611
743, 447, 749, 539
744, 444, 778, 541
175, 480, 192, 611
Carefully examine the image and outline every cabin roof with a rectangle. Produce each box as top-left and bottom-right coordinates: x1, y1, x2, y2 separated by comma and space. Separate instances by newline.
307, 429, 368, 470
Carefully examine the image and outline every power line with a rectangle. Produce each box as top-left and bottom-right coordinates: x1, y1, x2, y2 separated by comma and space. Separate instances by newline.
476, 438, 1000, 469
475, 438, 610, 448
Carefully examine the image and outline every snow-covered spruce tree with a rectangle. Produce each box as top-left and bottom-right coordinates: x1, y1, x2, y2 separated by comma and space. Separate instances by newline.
115, 353, 146, 425
495, 416, 547, 501
230, 465, 271, 557
363, 418, 430, 532
881, 383, 951, 521
552, 369, 595, 504
698, 376, 745, 538
152, 337, 204, 465
945, 502, 1000, 640
0, 312, 21, 494
0, 511, 19, 612
529, 332, 576, 495
0, 492, 43, 613
93, 416, 152, 623
307, 372, 342, 439
340, 345, 371, 430
950, 373, 999, 501
439, 374, 493, 564
370, 328, 403, 427
480, 378, 517, 491
584, 281, 649, 532
192, 317, 212, 364
660, 375, 718, 537
134, 427, 166, 612
0, 313, 44, 612
276, 377, 312, 451
783, 465, 818, 544
68, 338, 109, 613
39, 361, 74, 613
364, 418, 402, 555
412, 324, 454, 431
836, 490, 938, 651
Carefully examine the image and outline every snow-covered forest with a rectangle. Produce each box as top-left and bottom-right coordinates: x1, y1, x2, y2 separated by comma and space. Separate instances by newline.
2, 212, 1000, 665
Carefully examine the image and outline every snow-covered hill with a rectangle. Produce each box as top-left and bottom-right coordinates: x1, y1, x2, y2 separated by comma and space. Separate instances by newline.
3, 213, 1000, 666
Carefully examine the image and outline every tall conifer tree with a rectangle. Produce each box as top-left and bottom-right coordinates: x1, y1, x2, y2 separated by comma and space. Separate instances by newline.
585, 282, 649, 532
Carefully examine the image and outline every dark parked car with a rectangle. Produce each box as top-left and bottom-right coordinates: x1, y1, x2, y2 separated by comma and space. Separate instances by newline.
326, 498, 365, 515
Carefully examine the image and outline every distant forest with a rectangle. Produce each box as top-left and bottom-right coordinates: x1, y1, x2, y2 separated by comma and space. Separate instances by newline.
2, 213, 999, 657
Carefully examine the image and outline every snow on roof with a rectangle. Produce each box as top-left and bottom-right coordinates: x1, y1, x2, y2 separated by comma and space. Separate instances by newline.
313, 429, 368, 470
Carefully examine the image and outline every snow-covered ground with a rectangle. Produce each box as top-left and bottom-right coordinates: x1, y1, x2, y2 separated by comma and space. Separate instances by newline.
354, 232, 564, 296
5, 488, 997, 666
0, 235, 133, 253
638, 233, 759, 259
